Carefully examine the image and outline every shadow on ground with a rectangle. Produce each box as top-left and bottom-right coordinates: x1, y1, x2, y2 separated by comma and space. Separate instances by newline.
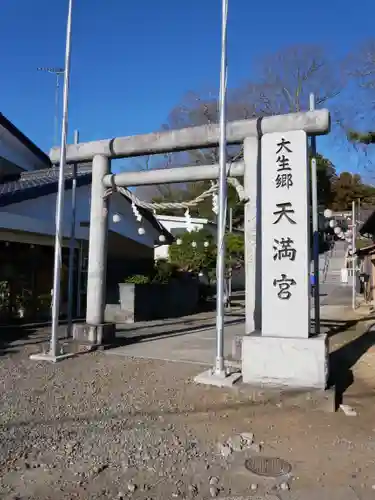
0, 386, 305, 432
0, 318, 84, 357
311, 316, 375, 338
328, 319, 375, 407
110, 316, 245, 349
0, 324, 39, 357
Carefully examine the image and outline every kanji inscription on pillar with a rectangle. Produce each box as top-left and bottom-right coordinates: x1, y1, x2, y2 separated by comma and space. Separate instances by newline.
261, 130, 310, 338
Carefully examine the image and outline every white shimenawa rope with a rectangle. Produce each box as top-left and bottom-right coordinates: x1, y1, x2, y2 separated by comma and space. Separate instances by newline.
103, 177, 246, 212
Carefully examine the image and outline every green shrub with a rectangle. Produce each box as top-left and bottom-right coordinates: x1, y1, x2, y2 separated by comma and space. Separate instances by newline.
152, 260, 179, 284
124, 274, 150, 285
168, 228, 244, 280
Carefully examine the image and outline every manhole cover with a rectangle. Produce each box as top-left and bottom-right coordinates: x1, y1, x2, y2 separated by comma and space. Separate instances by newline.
244, 456, 292, 477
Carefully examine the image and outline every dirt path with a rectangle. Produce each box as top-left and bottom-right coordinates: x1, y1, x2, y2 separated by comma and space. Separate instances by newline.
1, 316, 375, 499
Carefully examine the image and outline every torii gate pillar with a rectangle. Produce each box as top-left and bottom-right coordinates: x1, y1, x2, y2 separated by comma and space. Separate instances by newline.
72, 154, 116, 345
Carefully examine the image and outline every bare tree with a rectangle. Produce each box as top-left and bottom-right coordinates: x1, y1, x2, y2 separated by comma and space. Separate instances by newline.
133, 153, 182, 202
151, 90, 251, 218
136, 44, 347, 212
165, 90, 253, 166
348, 40, 375, 91
340, 40, 375, 179
238, 44, 343, 118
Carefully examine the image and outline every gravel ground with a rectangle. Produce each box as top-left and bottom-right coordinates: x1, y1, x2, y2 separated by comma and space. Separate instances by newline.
2, 331, 375, 500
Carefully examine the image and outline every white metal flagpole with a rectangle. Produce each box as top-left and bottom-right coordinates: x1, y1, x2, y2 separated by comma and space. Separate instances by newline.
309, 93, 320, 336
352, 200, 356, 310
50, 0, 74, 357
215, 0, 229, 376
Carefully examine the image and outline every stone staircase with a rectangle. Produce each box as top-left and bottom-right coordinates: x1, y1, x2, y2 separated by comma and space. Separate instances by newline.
320, 241, 347, 285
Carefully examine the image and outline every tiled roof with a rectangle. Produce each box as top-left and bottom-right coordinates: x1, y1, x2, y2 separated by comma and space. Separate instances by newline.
0, 165, 92, 207
0, 165, 174, 242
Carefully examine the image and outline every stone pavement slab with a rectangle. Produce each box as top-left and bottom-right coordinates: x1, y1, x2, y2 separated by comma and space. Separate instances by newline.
106, 316, 245, 365
105, 305, 345, 365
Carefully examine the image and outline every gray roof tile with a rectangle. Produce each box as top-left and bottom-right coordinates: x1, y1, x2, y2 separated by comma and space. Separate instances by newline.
0, 165, 92, 207
0, 165, 173, 242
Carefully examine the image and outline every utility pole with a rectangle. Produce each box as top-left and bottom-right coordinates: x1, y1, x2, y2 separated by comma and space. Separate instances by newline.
309, 93, 320, 336
66, 129, 79, 338
215, 0, 229, 377
37, 67, 65, 147
227, 206, 233, 308
358, 198, 361, 225
49, 0, 74, 358
352, 200, 357, 310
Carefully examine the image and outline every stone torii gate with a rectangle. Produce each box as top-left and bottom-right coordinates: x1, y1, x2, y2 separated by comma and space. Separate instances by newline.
49, 109, 330, 389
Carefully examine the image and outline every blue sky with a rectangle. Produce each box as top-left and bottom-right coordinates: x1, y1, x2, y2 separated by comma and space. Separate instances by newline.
1, 0, 375, 174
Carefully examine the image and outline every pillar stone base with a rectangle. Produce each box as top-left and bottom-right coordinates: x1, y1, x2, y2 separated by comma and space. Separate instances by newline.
242, 333, 328, 389
72, 322, 116, 346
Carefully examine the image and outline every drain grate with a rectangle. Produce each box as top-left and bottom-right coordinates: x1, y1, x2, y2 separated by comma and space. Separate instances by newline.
244, 456, 292, 477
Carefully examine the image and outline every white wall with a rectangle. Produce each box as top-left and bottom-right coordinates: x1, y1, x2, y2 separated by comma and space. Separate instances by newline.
0, 124, 48, 172
156, 217, 207, 233
0, 185, 161, 248
154, 216, 216, 260
109, 192, 159, 248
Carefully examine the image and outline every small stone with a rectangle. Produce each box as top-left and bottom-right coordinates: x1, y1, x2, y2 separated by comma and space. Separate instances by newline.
209, 486, 219, 497
339, 404, 357, 417
280, 482, 290, 491
250, 483, 258, 491
127, 482, 136, 493
218, 443, 232, 458
227, 435, 243, 452
372, 484, 375, 490
65, 440, 78, 455
188, 484, 198, 496
240, 432, 254, 445
117, 493, 125, 499
248, 443, 261, 453
209, 476, 219, 486
91, 463, 108, 476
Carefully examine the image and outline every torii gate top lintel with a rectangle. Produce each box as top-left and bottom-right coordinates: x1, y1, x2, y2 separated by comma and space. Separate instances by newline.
49, 109, 330, 165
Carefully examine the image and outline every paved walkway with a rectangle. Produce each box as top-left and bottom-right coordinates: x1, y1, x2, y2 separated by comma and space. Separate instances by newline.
105, 304, 356, 365
106, 311, 245, 365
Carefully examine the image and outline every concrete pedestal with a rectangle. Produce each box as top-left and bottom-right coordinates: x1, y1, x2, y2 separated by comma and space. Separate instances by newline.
194, 368, 242, 388
73, 322, 116, 346
30, 351, 78, 363
242, 333, 328, 389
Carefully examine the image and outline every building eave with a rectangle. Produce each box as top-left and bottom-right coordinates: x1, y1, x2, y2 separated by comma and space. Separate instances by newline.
0, 113, 51, 167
